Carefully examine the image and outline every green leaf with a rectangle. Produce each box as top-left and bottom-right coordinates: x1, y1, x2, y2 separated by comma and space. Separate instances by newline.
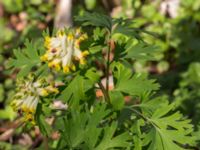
112, 62, 159, 97
1, 0, 23, 13
85, 68, 100, 84
83, 103, 111, 149
56, 103, 130, 150
93, 27, 107, 41
84, 0, 96, 10
113, 25, 143, 41
0, 141, 27, 150
8, 40, 43, 77
128, 95, 196, 149
88, 45, 103, 54
94, 122, 130, 150
0, 106, 16, 121
58, 75, 91, 106
123, 40, 160, 61
30, 0, 42, 5
142, 101, 196, 150
131, 120, 143, 150
109, 90, 125, 110
75, 12, 112, 31
136, 95, 169, 117
35, 103, 52, 136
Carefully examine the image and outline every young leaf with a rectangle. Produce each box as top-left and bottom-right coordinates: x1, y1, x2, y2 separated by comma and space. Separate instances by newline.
85, 68, 100, 84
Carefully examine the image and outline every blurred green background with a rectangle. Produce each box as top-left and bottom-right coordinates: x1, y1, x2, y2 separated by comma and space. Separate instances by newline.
0, 0, 200, 149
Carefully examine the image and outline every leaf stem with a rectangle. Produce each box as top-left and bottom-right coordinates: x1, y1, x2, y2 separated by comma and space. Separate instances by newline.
125, 106, 148, 122
125, 106, 160, 129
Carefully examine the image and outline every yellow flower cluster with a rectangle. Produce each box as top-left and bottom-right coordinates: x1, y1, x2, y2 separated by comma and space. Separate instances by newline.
41, 28, 89, 73
10, 74, 59, 125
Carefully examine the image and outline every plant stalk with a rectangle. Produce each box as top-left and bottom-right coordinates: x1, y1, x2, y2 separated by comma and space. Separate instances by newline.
106, 40, 111, 92
105, 31, 112, 102
98, 82, 110, 104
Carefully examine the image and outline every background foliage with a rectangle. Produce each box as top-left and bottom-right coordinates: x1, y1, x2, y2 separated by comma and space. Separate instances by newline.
0, 0, 200, 149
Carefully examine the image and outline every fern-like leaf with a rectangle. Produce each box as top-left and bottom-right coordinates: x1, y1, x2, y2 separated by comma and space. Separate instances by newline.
8, 39, 45, 77
112, 62, 159, 97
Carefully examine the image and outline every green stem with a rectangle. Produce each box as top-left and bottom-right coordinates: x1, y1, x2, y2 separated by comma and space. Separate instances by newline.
99, 29, 112, 104
125, 106, 160, 128
106, 40, 111, 92
98, 82, 110, 104
125, 106, 148, 122
105, 30, 112, 102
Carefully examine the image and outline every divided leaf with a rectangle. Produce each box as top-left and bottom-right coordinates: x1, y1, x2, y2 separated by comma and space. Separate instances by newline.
56, 103, 130, 150
94, 122, 130, 150
112, 19, 158, 41
85, 68, 101, 84
109, 90, 125, 110
112, 62, 159, 97
123, 40, 160, 61
8, 39, 45, 77
75, 12, 112, 31
113, 24, 144, 41
142, 101, 196, 150
57, 75, 92, 107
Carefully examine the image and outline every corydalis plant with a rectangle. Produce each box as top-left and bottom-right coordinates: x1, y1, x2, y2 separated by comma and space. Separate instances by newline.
9, 12, 197, 149
11, 74, 58, 124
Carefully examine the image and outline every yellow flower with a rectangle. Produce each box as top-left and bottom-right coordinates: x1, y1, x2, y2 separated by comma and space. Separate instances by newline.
39, 89, 49, 97
41, 28, 89, 73
10, 74, 59, 125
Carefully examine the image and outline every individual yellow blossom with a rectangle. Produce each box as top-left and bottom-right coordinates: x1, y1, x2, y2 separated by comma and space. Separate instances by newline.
10, 74, 59, 125
41, 28, 89, 73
